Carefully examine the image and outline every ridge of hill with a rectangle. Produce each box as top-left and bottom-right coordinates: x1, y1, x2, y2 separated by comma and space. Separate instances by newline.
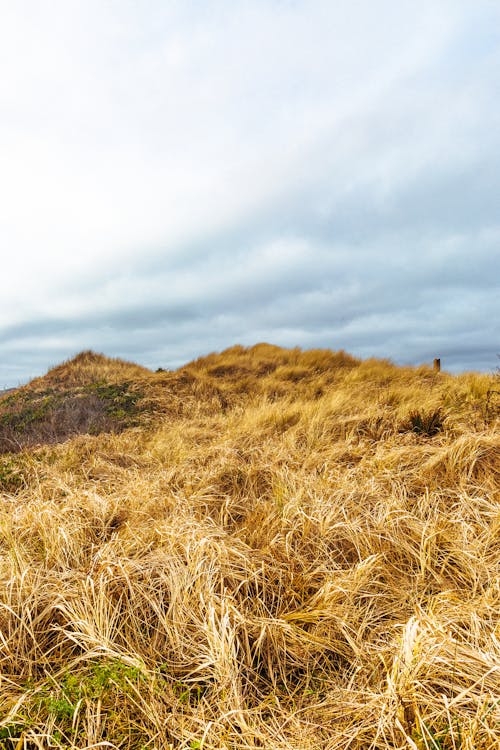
0, 343, 497, 454
31, 350, 151, 388
0, 344, 498, 748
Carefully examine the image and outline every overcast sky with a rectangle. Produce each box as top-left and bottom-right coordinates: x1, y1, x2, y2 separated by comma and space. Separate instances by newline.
1, 0, 499, 386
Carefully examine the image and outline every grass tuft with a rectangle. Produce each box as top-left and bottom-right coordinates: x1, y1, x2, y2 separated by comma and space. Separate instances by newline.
401, 408, 445, 437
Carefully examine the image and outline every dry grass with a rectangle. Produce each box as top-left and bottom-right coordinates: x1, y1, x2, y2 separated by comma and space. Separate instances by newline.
0, 344, 498, 749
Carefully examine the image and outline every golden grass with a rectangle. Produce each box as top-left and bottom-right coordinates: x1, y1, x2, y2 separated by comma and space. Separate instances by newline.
0, 345, 498, 749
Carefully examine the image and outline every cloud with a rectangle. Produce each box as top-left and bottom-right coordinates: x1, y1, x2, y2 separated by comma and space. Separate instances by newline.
0, 0, 499, 385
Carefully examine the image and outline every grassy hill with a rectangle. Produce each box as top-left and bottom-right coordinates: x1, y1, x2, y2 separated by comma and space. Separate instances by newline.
0, 345, 498, 749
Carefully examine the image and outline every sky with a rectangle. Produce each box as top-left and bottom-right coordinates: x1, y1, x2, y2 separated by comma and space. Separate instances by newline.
1, 0, 499, 386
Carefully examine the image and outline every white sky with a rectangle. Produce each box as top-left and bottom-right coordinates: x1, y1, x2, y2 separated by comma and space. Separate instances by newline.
1, 0, 499, 385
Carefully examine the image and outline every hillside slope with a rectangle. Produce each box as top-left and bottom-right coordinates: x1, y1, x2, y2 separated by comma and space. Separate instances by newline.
0, 345, 498, 749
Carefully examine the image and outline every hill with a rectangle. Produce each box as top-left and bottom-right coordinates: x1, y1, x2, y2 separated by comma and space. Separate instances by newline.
0, 345, 498, 749
0, 345, 359, 452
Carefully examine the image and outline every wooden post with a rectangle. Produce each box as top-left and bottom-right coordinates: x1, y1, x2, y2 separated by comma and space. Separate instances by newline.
433, 358, 441, 372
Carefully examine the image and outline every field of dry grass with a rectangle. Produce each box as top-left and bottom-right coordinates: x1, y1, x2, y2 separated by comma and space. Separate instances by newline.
0, 344, 498, 749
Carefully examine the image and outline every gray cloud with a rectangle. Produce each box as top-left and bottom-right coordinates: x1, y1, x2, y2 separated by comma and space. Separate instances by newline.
0, 0, 499, 386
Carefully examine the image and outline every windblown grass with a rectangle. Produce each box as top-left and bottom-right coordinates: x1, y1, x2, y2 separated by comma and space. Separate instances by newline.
0, 345, 498, 748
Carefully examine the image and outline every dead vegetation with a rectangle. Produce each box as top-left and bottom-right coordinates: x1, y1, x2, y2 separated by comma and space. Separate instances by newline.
0, 344, 498, 749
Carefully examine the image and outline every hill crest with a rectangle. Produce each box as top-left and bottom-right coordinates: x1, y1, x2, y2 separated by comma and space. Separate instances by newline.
0, 344, 497, 453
